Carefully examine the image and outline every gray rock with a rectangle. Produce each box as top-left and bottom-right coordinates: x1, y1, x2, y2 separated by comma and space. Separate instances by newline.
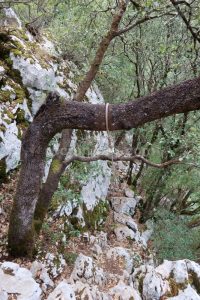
70, 254, 107, 287
0, 8, 22, 28
47, 281, 75, 300
114, 225, 140, 242
124, 187, 135, 198
107, 247, 134, 274
114, 211, 138, 232
0, 262, 41, 300
110, 197, 138, 215
142, 270, 168, 300
30, 261, 43, 278
109, 281, 141, 300
73, 281, 111, 300
0, 290, 8, 300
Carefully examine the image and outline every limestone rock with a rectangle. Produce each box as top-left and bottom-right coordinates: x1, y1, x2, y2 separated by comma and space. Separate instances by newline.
73, 281, 111, 300
0, 290, 8, 300
0, 8, 22, 28
109, 281, 141, 300
114, 211, 138, 232
107, 247, 134, 274
124, 187, 135, 198
142, 270, 169, 300
47, 281, 75, 300
0, 262, 41, 300
114, 225, 139, 242
110, 197, 138, 215
70, 254, 107, 287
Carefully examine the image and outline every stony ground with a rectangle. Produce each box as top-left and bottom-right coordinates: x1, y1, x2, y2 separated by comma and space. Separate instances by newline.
1, 172, 200, 300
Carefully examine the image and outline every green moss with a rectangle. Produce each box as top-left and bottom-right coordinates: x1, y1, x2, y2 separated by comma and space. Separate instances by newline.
82, 200, 109, 231
3, 118, 11, 125
0, 125, 6, 132
0, 158, 7, 184
3, 109, 15, 120
16, 108, 27, 124
51, 159, 62, 174
165, 278, 188, 297
11, 49, 23, 57
4, 57, 13, 66
8, 218, 36, 258
189, 272, 200, 293
0, 90, 12, 102
63, 251, 78, 265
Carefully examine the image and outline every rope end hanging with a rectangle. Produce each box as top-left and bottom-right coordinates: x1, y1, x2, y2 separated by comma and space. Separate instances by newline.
105, 103, 110, 132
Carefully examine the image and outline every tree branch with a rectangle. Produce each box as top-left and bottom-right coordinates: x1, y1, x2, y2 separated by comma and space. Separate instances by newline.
74, 0, 128, 101
63, 154, 185, 169
170, 0, 200, 43
116, 14, 167, 36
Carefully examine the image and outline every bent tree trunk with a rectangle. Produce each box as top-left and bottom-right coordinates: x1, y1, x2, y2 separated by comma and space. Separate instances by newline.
8, 77, 200, 257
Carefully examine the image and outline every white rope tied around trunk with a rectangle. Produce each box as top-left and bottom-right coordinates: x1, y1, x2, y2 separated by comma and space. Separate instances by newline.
105, 103, 117, 182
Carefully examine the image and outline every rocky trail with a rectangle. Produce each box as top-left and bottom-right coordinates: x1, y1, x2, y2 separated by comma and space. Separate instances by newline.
0, 8, 200, 300
0, 172, 200, 300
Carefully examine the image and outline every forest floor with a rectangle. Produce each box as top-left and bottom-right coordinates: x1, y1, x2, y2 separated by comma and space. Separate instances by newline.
0, 168, 152, 299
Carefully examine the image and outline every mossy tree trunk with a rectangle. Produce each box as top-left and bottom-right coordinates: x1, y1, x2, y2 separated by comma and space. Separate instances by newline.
34, 129, 72, 234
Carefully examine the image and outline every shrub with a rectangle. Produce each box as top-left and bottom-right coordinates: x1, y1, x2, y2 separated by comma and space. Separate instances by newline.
152, 208, 199, 263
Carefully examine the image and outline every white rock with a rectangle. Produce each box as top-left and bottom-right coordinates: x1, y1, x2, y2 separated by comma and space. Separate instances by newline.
109, 281, 141, 300
1, 262, 19, 274
0, 67, 5, 75
114, 225, 140, 242
186, 259, 200, 282
73, 281, 111, 300
155, 260, 188, 284
172, 260, 188, 284
142, 270, 169, 300
107, 247, 133, 274
114, 211, 138, 232
124, 187, 135, 198
40, 268, 54, 287
70, 254, 106, 286
92, 243, 103, 258
47, 281, 75, 300
30, 261, 43, 278
0, 8, 22, 28
110, 197, 138, 215
0, 262, 41, 300
0, 122, 21, 172
0, 290, 7, 300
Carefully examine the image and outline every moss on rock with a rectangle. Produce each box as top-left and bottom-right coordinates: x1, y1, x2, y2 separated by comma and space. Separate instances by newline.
0, 157, 7, 184
82, 200, 109, 231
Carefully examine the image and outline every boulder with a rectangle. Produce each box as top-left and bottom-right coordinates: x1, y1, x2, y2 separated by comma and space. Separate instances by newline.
110, 197, 138, 215
109, 281, 141, 300
47, 281, 75, 300
0, 262, 41, 300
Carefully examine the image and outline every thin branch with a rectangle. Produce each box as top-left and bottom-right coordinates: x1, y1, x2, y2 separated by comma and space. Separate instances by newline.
170, 0, 200, 43
116, 13, 170, 36
74, 0, 128, 102
63, 154, 197, 169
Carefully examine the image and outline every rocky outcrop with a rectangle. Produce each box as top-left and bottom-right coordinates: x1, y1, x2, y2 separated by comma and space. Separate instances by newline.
0, 8, 111, 228
1, 182, 200, 299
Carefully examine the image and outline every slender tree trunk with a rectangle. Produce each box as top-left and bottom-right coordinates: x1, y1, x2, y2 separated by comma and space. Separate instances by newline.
34, 129, 72, 234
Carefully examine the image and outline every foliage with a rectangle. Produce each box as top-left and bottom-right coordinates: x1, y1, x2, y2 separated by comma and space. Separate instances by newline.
152, 209, 199, 263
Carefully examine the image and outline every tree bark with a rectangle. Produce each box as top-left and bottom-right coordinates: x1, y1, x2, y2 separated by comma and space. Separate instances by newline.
8, 76, 200, 256
34, 129, 72, 234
